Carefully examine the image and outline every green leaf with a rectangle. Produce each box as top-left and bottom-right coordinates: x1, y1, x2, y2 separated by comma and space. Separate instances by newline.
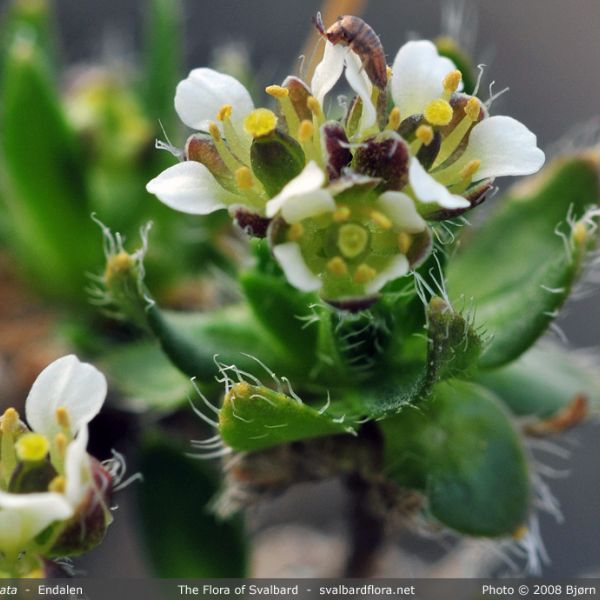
137, 435, 246, 577
0, 31, 101, 303
101, 342, 192, 412
447, 156, 600, 368
219, 381, 355, 452
381, 380, 529, 537
240, 271, 318, 369
475, 342, 600, 418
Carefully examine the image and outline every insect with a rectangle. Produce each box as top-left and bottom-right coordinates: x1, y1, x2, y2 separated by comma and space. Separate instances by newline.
313, 13, 388, 91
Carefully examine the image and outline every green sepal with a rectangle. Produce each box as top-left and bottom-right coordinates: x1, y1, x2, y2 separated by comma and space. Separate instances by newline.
137, 435, 246, 577
381, 380, 529, 537
219, 382, 355, 452
475, 342, 600, 418
250, 129, 305, 196
447, 155, 600, 368
9, 459, 57, 494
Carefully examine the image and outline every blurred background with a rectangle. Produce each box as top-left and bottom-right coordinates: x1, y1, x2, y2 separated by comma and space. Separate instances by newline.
0, 0, 598, 578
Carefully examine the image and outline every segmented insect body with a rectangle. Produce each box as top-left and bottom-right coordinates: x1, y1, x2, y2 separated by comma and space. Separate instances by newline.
314, 13, 388, 90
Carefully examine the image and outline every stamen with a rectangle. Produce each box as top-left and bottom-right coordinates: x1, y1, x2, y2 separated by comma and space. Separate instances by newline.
353, 264, 376, 284
298, 119, 315, 142
208, 121, 222, 143
386, 65, 393, 80
465, 97, 481, 121
265, 85, 289, 99
48, 475, 66, 494
0, 407, 19, 434
460, 159, 481, 180
370, 210, 393, 230
234, 166, 254, 190
267, 85, 300, 140
288, 223, 305, 241
424, 99, 454, 126
307, 96, 325, 126
217, 104, 233, 121
219, 106, 251, 164
398, 232, 413, 254
15, 433, 50, 462
443, 70, 462, 95
386, 107, 401, 130
55, 407, 70, 430
333, 206, 351, 222
244, 108, 278, 138
327, 256, 348, 276
209, 120, 245, 173
416, 125, 434, 146
54, 433, 68, 458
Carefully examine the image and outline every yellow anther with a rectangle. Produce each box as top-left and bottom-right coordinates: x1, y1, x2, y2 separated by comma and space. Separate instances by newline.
573, 221, 588, 245
398, 232, 413, 254
424, 99, 454, 126
54, 433, 68, 458
465, 97, 481, 121
371, 210, 393, 230
104, 251, 134, 283
460, 159, 481, 180
0, 407, 19, 434
386, 107, 401, 130
208, 121, 222, 142
298, 119, 315, 142
327, 257, 348, 277
386, 65, 393, 80
443, 70, 462, 94
288, 223, 305, 241
56, 407, 70, 429
512, 524, 528, 541
244, 108, 277, 138
332, 206, 351, 222
15, 433, 50, 462
416, 125, 434, 146
232, 382, 252, 398
48, 475, 66, 494
307, 96, 323, 119
217, 104, 233, 121
353, 264, 377, 284
235, 166, 254, 190
265, 85, 289, 99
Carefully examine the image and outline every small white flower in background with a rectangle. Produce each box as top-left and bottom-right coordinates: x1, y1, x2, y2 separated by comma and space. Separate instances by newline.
0, 355, 108, 574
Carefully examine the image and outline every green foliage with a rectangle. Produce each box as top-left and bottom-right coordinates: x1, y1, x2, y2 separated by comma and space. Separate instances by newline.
447, 156, 600, 368
137, 435, 246, 577
381, 380, 529, 536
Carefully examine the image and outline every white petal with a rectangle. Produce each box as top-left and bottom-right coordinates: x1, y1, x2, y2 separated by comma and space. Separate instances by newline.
273, 242, 321, 292
280, 190, 336, 224
391, 40, 460, 118
366, 255, 409, 294
376, 191, 427, 233
409, 158, 470, 209
26, 355, 107, 439
266, 161, 326, 217
0, 491, 73, 555
146, 161, 240, 215
344, 50, 377, 131
311, 42, 346, 106
174, 68, 254, 131
65, 426, 92, 508
462, 116, 546, 179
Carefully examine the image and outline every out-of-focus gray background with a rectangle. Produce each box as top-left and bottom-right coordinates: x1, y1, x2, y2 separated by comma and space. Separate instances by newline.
5, 0, 600, 578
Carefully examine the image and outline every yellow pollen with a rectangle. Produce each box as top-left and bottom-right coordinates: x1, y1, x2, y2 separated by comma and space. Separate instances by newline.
54, 433, 68, 457
56, 407, 70, 429
443, 70, 462, 94
208, 121, 222, 142
265, 85, 289, 99
332, 206, 351, 222
1, 407, 19, 434
217, 104, 233, 121
244, 108, 277, 138
287, 223, 305, 241
234, 166, 254, 190
416, 125, 434, 146
460, 159, 481, 180
327, 256, 348, 277
398, 232, 413, 254
232, 382, 252, 398
307, 96, 323, 118
573, 221, 587, 245
424, 99, 454, 126
465, 97, 481, 121
386, 65, 393, 80
512, 524, 528, 541
48, 475, 66, 494
353, 264, 377, 284
386, 107, 401, 130
15, 433, 50, 462
371, 210, 393, 230
104, 251, 134, 283
298, 119, 315, 142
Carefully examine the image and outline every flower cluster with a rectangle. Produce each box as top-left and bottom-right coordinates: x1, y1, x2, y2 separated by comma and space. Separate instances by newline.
0, 356, 112, 577
147, 16, 545, 305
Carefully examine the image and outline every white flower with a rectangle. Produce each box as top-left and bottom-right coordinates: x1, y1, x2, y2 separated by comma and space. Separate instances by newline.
273, 242, 322, 292
25, 354, 107, 440
409, 158, 470, 210
64, 426, 93, 509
